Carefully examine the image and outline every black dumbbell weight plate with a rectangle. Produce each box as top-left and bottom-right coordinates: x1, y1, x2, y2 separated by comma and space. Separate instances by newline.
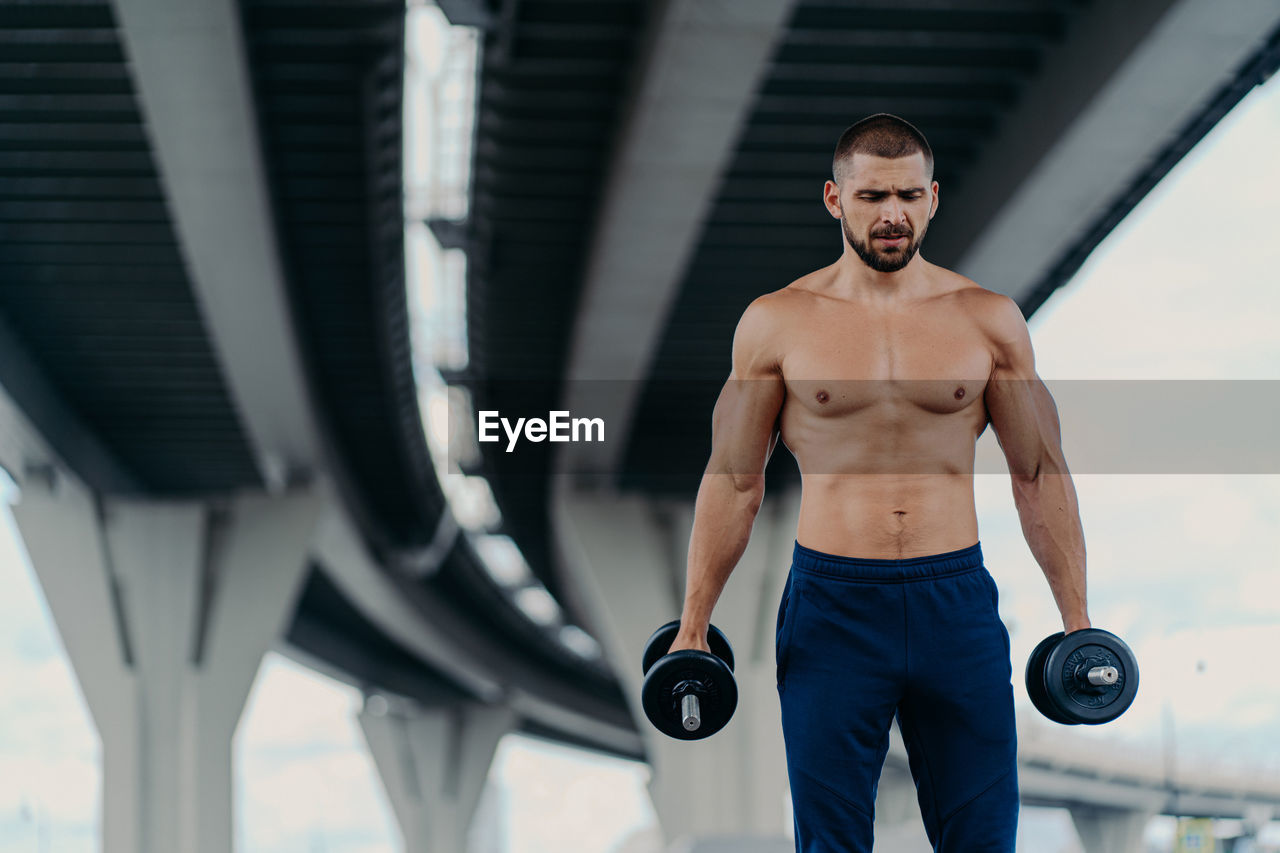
641, 620, 735, 676
641, 649, 738, 740
1043, 629, 1139, 725
1025, 632, 1078, 725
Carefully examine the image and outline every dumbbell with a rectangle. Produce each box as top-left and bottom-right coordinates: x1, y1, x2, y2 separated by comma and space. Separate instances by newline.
1025, 628, 1139, 725
640, 620, 738, 740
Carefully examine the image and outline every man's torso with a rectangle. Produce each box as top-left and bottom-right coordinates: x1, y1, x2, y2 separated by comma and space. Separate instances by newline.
761, 262, 1003, 558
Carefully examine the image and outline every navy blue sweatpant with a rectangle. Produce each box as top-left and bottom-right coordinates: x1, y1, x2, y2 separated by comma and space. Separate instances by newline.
776, 541, 1018, 852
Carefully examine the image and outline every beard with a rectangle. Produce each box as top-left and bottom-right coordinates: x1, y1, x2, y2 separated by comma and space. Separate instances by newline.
842, 215, 927, 273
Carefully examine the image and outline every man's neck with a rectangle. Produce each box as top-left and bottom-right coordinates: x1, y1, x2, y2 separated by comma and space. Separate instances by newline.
828, 251, 932, 304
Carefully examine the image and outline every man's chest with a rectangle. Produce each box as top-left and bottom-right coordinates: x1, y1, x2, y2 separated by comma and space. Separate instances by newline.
780, 304, 992, 379
777, 304, 995, 415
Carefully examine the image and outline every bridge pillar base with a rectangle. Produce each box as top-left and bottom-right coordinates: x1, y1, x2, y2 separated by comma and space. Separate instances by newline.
357, 698, 515, 853
1070, 805, 1154, 853
553, 486, 802, 844
645, 663, 791, 841
10, 474, 323, 853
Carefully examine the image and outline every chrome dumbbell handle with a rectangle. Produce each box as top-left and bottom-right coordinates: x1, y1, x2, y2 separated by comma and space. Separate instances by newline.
681, 694, 702, 731
1086, 665, 1119, 686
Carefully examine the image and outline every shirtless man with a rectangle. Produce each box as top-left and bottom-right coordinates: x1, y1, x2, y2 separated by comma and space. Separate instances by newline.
666, 114, 1090, 851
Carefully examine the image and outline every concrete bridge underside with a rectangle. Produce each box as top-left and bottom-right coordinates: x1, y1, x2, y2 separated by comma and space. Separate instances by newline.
0, 0, 1278, 851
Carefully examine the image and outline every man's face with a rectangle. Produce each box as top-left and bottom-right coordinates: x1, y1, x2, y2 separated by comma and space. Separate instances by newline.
825, 153, 938, 273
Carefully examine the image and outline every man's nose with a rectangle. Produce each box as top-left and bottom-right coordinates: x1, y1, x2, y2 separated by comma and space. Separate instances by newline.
880, 200, 907, 224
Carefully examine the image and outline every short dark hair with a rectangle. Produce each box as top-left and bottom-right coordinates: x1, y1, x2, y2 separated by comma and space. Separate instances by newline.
832, 113, 934, 184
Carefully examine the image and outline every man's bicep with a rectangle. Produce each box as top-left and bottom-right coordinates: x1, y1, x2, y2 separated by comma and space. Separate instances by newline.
706, 298, 785, 480
986, 371, 1062, 480
707, 372, 784, 480
984, 296, 1063, 480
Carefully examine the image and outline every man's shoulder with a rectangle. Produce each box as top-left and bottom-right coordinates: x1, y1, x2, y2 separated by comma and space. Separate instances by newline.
739, 278, 815, 326
938, 271, 1023, 334
935, 272, 1032, 371
734, 290, 790, 359
731, 279, 822, 373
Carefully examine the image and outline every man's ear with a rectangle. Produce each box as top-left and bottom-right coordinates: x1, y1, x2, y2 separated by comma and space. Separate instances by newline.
823, 179, 842, 219
929, 180, 940, 220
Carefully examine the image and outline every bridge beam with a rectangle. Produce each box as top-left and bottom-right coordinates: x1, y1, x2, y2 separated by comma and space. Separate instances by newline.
358, 697, 515, 853
110, 0, 321, 488
926, 0, 1280, 305
10, 473, 322, 853
311, 501, 647, 759
1069, 805, 1155, 853
560, 0, 798, 477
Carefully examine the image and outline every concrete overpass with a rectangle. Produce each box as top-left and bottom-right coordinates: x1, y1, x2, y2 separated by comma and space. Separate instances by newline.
0, 0, 1278, 851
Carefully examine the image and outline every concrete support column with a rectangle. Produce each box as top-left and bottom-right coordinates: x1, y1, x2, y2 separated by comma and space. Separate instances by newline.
357, 697, 516, 853
1070, 806, 1154, 853
10, 473, 323, 853
646, 664, 791, 852
553, 486, 801, 851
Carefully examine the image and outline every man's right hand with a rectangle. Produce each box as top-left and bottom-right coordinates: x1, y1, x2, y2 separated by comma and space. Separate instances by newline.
667, 627, 712, 656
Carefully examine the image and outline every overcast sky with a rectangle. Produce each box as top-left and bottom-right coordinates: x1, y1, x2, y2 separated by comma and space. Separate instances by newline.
1, 23, 1278, 853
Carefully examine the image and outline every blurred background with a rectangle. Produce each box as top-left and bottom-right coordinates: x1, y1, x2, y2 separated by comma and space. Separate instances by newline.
0, 0, 1277, 851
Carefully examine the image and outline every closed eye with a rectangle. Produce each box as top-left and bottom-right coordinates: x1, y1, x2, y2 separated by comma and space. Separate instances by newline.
857, 191, 925, 201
